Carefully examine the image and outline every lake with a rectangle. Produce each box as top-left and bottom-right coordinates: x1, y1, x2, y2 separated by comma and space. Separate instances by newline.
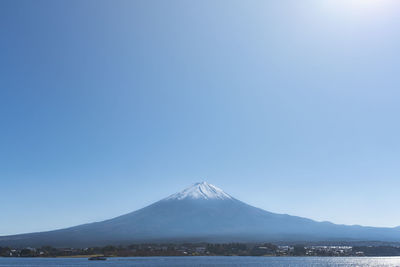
1, 256, 400, 266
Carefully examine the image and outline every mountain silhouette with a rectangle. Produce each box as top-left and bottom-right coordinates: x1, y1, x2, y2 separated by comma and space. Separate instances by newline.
1, 182, 400, 248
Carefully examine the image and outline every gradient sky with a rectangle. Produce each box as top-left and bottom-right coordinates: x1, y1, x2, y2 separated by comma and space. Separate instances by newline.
1, 0, 400, 235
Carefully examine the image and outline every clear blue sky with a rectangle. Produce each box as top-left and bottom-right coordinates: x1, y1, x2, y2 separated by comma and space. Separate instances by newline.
1, 0, 400, 235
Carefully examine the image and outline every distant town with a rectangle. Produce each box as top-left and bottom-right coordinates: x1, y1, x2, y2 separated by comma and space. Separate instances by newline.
2, 243, 400, 258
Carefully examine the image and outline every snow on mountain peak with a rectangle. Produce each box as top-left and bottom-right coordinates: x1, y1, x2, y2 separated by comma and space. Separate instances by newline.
165, 182, 233, 201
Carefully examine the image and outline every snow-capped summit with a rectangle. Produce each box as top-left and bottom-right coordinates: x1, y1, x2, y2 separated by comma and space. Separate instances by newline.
165, 182, 233, 201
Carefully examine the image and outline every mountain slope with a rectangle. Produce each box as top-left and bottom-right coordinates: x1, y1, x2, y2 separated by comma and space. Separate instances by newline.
1, 182, 400, 248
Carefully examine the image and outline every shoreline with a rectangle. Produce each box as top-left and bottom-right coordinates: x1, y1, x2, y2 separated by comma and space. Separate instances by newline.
4, 255, 400, 258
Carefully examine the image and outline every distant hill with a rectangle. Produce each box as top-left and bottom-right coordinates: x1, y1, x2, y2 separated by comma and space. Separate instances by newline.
1, 182, 400, 248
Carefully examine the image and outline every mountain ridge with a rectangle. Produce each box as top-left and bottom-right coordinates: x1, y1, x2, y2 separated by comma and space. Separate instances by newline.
1, 182, 400, 248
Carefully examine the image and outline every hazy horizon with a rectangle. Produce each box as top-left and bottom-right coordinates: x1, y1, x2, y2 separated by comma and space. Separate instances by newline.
1, 0, 400, 236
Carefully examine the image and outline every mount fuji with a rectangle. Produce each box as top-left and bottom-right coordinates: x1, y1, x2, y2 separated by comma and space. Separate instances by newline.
1, 182, 400, 248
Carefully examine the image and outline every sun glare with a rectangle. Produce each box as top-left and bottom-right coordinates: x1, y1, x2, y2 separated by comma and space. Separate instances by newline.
347, 0, 384, 10
320, 0, 395, 19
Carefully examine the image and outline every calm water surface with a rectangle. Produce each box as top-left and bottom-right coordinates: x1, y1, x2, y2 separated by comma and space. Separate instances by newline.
1, 256, 400, 267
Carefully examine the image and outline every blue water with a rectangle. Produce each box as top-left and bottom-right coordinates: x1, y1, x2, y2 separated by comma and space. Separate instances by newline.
1, 256, 400, 266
